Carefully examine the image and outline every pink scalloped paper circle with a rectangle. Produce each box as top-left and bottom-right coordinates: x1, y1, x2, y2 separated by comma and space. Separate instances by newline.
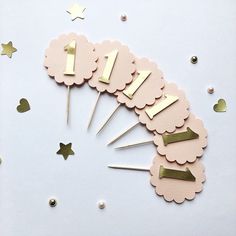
44, 33, 98, 86
115, 58, 165, 109
154, 113, 208, 164
88, 41, 135, 94
135, 83, 190, 134
150, 155, 205, 203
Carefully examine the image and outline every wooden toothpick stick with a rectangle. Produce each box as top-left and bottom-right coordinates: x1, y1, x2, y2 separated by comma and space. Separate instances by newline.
107, 122, 139, 146
87, 92, 101, 129
115, 140, 153, 150
108, 164, 150, 171
96, 103, 121, 135
66, 86, 70, 125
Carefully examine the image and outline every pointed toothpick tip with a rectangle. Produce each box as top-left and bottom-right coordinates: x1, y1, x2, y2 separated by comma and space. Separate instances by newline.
96, 103, 121, 135
108, 164, 150, 171
106, 122, 140, 146
115, 140, 153, 150
87, 92, 101, 130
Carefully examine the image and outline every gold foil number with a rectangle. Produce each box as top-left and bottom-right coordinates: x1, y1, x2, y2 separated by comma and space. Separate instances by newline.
64, 40, 76, 76
159, 165, 196, 181
99, 50, 118, 84
145, 95, 179, 120
162, 127, 199, 146
123, 71, 152, 99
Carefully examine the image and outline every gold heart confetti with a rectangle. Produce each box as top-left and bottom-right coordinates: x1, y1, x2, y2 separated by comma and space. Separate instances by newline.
17, 98, 30, 113
213, 99, 226, 112
1, 41, 17, 58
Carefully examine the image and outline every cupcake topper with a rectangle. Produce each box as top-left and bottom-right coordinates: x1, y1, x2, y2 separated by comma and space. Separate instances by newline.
115, 58, 164, 109
108, 155, 205, 204
107, 58, 164, 144
44, 33, 98, 124
86, 40, 135, 130
154, 113, 208, 164
135, 83, 190, 134
150, 156, 205, 203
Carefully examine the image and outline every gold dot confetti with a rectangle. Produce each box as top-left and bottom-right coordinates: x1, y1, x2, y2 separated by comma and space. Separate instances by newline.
67, 3, 86, 21
190, 56, 198, 64
1, 41, 17, 58
49, 198, 57, 207
56, 143, 75, 160
120, 14, 127, 21
98, 200, 106, 209
213, 99, 226, 112
16, 98, 30, 113
207, 87, 214, 94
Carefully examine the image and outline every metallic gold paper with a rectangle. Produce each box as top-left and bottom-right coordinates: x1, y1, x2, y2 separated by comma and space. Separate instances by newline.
16, 98, 30, 113
1, 41, 17, 58
159, 165, 196, 181
145, 94, 179, 120
64, 40, 76, 75
56, 143, 75, 160
162, 127, 199, 146
213, 99, 226, 112
123, 70, 152, 99
99, 50, 118, 84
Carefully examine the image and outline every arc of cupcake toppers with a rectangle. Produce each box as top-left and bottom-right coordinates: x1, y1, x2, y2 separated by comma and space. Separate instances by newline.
44, 34, 207, 203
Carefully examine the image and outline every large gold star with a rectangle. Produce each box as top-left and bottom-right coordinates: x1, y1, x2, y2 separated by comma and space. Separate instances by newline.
1, 41, 17, 58
56, 143, 75, 160
67, 4, 86, 21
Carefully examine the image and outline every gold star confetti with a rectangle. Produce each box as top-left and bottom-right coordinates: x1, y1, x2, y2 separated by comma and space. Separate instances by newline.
56, 143, 75, 160
67, 4, 86, 21
1, 41, 17, 58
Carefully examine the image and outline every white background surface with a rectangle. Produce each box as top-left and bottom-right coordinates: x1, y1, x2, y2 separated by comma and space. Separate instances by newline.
0, 0, 236, 235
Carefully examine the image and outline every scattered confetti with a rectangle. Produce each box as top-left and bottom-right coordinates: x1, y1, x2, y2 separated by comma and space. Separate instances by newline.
120, 14, 127, 21
67, 3, 86, 21
56, 143, 75, 160
213, 99, 226, 112
1, 41, 17, 58
49, 198, 57, 207
16, 98, 30, 113
207, 87, 214, 94
98, 201, 106, 209
190, 56, 198, 64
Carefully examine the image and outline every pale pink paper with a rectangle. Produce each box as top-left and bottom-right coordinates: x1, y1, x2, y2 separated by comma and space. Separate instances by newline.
115, 57, 165, 109
135, 83, 190, 134
44, 33, 98, 86
150, 155, 205, 203
154, 113, 208, 164
88, 40, 135, 94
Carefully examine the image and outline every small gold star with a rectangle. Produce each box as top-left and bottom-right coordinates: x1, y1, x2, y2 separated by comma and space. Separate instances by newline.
56, 143, 75, 160
1, 41, 17, 58
67, 3, 86, 21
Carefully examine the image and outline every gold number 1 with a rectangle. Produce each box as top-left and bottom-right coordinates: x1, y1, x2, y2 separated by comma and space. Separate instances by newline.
145, 95, 179, 119
99, 50, 119, 84
123, 70, 151, 99
64, 40, 76, 76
